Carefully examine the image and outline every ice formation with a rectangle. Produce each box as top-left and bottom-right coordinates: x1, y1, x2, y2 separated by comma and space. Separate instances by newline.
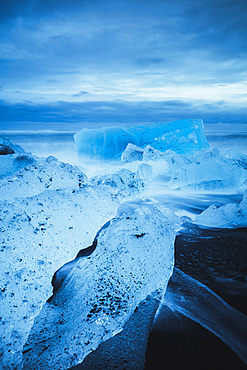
159, 268, 247, 365
1, 127, 247, 369
167, 149, 247, 191
0, 137, 36, 180
121, 145, 247, 192
195, 191, 247, 228
91, 163, 152, 197
121, 143, 145, 163
0, 158, 123, 368
22, 204, 181, 369
74, 119, 209, 160
0, 156, 89, 201
0, 148, 158, 368
0, 137, 25, 156
0, 187, 121, 369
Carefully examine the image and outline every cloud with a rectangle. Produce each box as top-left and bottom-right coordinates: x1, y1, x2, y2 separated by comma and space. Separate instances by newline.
0, 99, 246, 131
72, 91, 89, 97
0, 0, 246, 124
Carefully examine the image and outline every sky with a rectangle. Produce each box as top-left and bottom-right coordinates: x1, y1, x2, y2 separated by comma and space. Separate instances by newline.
0, 0, 247, 129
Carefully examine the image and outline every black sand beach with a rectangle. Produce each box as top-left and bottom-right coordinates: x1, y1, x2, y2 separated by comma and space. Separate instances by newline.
145, 225, 247, 370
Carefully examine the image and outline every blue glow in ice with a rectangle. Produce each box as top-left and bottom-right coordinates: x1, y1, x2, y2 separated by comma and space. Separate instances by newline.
74, 119, 209, 160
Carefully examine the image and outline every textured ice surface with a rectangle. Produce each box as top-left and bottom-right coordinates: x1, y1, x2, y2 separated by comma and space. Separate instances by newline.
168, 149, 247, 191
160, 268, 247, 365
0, 156, 124, 369
195, 191, 247, 228
0, 156, 89, 201
91, 163, 152, 197
22, 205, 181, 369
225, 149, 247, 170
121, 146, 247, 192
121, 143, 144, 163
0, 150, 157, 369
74, 119, 209, 160
0, 137, 25, 156
0, 187, 120, 369
0, 153, 36, 180
0, 137, 33, 179
121, 144, 166, 164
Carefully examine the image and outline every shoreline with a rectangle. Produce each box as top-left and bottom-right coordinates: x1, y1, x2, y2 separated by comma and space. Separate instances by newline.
145, 225, 247, 369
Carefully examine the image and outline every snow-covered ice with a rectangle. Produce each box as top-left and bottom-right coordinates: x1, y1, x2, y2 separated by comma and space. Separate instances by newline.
0, 156, 89, 202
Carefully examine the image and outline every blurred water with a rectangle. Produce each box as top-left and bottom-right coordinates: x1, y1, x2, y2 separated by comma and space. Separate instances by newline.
204, 123, 247, 154
0, 130, 80, 165
1, 123, 247, 162
1, 122, 247, 192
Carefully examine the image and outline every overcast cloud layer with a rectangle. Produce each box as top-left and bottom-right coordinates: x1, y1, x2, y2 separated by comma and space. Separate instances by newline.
0, 0, 246, 128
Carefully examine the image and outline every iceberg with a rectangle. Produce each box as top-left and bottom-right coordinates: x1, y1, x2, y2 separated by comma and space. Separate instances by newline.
22, 204, 181, 369
74, 119, 209, 160
195, 191, 247, 228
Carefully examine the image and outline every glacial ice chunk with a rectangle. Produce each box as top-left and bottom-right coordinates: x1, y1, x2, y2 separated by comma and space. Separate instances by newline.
0, 161, 120, 369
91, 163, 152, 196
22, 205, 181, 369
0, 138, 35, 179
195, 191, 247, 228
0, 156, 89, 201
0, 154, 36, 179
74, 119, 209, 160
121, 143, 144, 163
121, 144, 166, 164
0, 136, 25, 156
168, 148, 247, 191
122, 145, 247, 192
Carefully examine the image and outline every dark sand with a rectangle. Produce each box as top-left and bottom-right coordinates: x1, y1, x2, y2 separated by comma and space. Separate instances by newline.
145, 225, 247, 370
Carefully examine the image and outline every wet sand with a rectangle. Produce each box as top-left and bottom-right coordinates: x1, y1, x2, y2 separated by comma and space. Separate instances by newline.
145, 225, 247, 370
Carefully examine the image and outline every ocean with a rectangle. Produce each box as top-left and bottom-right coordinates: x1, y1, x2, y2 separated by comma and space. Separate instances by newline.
0, 123, 247, 167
